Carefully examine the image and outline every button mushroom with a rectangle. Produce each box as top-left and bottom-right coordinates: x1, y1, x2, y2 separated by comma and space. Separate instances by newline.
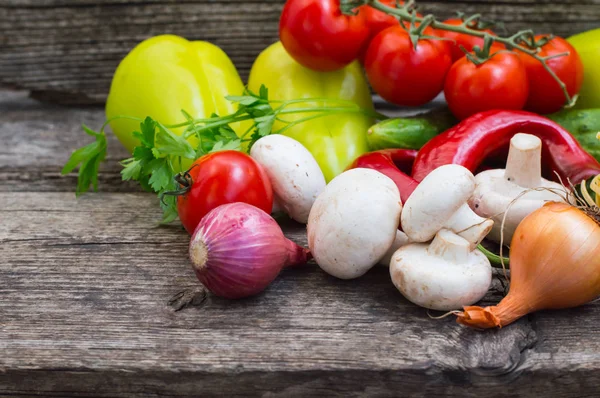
307, 168, 402, 279
390, 229, 492, 311
469, 133, 565, 244
379, 230, 410, 266
250, 135, 326, 224
401, 164, 493, 247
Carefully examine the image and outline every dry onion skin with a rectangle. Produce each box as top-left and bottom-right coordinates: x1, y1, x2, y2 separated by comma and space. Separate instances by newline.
456, 198, 600, 329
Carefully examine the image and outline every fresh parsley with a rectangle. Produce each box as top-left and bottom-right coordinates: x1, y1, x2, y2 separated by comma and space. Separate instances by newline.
62, 84, 383, 222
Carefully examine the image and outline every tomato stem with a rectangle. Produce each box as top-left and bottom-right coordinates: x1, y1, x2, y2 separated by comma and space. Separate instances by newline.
159, 166, 196, 205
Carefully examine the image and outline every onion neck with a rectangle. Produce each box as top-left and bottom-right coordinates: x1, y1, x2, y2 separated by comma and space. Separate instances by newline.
284, 238, 312, 267
445, 203, 494, 248
504, 133, 542, 188
456, 294, 531, 329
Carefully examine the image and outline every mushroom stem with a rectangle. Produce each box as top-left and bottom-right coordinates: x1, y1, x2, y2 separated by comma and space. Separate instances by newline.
504, 133, 542, 188
445, 203, 493, 248
427, 229, 470, 264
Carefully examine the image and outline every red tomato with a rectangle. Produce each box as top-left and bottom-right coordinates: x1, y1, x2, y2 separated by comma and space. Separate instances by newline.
358, 1, 422, 62
364, 26, 452, 106
361, 0, 399, 39
519, 35, 584, 114
435, 18, 498, 62
177, 151, 273, 234
279, 0, 369, 71
444, 50, 529, 120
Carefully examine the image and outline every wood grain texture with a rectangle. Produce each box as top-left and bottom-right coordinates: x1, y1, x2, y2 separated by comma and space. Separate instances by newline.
0, 191, 582, 397
1, 0, 599, 104
2, 91, 600, 396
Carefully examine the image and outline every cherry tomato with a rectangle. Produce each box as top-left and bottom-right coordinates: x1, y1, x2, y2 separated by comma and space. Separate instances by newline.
444, 50, 529, 120
364, 26, 452, 106
435, 18, 498, 62
358, 1, 422, 62
177, 151, 273, 234
518, 35, 584, 114
279, 0, 369, 72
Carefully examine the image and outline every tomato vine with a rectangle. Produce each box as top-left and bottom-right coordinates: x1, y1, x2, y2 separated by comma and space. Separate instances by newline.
342, 0, 577, 107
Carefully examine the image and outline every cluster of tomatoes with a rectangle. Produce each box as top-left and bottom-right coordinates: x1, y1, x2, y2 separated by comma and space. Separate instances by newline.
279, 0, 584, 119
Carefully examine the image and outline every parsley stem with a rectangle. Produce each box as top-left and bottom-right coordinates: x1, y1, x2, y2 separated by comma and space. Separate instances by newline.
273, 108, 376, 135
178, 107, 383, 141
277, 107, 386, 120
182, 115, 254, 140
100, 115, 143, 133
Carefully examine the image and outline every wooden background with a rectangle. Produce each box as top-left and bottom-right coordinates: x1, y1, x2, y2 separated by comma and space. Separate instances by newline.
1, 0, 600, 104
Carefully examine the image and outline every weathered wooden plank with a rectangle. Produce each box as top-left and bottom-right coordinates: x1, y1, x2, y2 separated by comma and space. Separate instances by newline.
0, 191, 546, 393
0, 90, 137, 191
1, 0, 599, 104
1, 191, 599, 396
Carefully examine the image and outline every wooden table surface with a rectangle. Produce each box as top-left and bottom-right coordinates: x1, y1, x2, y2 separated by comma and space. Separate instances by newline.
1, 89, 600, 397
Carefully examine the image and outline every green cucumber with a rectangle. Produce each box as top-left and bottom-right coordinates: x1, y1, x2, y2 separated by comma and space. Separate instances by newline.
547, 108, 600, 162
367, 107, 456, 150
368, 107, 600, 162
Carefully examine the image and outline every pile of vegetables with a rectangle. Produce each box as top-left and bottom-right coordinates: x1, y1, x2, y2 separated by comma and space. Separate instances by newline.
64, 0, 600, 328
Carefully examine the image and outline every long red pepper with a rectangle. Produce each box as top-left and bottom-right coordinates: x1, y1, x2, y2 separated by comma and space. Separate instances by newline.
347, 149, 419, 203
412, 110, 600, 184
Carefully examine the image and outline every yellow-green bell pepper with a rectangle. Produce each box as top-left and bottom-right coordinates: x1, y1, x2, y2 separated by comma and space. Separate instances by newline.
568, 29, 600, 109
106, 34, 248, 153
248, 41, 374, 181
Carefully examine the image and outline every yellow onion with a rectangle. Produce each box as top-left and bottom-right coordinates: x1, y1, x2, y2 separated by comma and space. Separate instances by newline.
457, 201, 600, 328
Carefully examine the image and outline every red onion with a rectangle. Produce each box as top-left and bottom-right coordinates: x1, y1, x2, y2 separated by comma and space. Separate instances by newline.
189, 202, 311, 299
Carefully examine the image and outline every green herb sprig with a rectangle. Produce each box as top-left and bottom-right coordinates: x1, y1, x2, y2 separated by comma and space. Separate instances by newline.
62, 85, 385, 222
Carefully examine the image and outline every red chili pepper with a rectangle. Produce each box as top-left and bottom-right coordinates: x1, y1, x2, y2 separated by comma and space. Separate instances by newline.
347, 149, 419, 203
412, 110, 600, 184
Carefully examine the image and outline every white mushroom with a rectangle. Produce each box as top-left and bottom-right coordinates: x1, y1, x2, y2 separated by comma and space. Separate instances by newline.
469, 133, 565, 244
378, 230, 410, 266
390, 229, 492, 311
307, 168, 402, 279
401, 164, 493, 247
250, 135, 326, 223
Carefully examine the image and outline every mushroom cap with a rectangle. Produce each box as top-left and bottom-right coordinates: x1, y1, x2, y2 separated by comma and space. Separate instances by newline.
470, 169, 566, 243
307, 168, 402, 279
250, 134, 326, 223
390, 230, 492, 311
401, 164, 476, 242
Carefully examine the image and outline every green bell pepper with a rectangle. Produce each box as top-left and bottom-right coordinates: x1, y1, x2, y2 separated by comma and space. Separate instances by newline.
247, 41, 374, 181
106, 34, 249, 153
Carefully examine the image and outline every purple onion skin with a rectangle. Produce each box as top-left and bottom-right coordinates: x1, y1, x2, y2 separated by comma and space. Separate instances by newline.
189, 202, 311, 299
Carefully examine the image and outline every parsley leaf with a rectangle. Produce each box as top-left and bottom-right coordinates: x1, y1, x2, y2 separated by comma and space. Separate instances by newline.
61, 125, 107, 196
121, 158, 143, 181
132, 117, 156, 148
255, 115, 276, 137
159, 191, 179, 224
153, 123, 196, 159
147, 158, 174, 193
224, 95, 260, 106
210, 139, 242, 153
